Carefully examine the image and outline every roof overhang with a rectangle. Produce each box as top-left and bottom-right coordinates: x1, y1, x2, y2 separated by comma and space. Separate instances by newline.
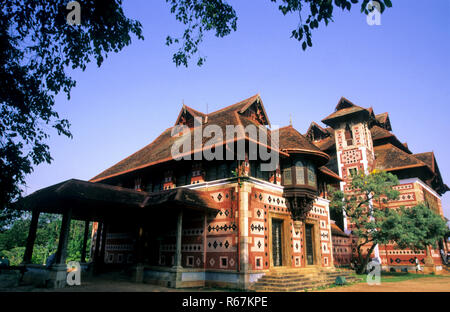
14, 179, 220, 221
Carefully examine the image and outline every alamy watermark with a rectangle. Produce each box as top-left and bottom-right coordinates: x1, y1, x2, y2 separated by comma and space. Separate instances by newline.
66, 261, 81, 286
366, 260, 381, 285
170, 116, 279, 172
366, 1, 381, 26
66, 1, 81, 26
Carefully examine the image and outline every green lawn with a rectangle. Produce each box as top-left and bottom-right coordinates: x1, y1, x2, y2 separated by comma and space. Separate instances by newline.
363, 272, 448, 283
313, 272, 449, 291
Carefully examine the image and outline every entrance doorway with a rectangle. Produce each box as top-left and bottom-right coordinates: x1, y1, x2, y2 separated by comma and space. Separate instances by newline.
305, 223, 315, 265
272, 219, 283, 266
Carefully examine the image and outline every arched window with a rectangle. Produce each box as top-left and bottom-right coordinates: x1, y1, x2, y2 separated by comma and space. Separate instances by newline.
295, 160, 305, 185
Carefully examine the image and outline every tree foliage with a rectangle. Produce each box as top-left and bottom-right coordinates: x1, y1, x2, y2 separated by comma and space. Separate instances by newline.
0, 1, 143, 229
166, 0, 393, 66
0, 214, 91, 266
1, 1, 394, 229
394, 203, 448, 252
330, 170, 448, 273
330, 170, 401, 273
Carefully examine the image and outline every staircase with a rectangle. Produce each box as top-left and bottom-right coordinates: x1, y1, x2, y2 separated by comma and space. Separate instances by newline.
250, 267, 360, 292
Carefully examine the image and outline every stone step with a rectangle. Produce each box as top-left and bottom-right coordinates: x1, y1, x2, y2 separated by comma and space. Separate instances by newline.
252, 278, 360, 292
256, 276, 358, 286
259, 272, 354, 281
250, 268, 360, 292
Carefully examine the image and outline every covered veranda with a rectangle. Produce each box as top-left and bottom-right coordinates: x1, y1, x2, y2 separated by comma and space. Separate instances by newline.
13, 179, 220, 288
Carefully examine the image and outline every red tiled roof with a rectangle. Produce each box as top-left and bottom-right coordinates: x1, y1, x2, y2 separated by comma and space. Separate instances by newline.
375, 112, 388, 123
91, 95, 279, 182
322, 106, 367, 124
370, 125, 395, 140
274, 125, 330, 164
374, 143, 429, 172
319, 166, 342, 181
413, 152, 434, 172
330, 223, 348, 237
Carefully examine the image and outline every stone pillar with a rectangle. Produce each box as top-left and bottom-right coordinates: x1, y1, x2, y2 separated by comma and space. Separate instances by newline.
80, 221, 90, 263
23, 210, 40, 264
172, 209, 183, 288
133, 225, 144, 283
238, 183, 251, 290
48, 208, 72, 288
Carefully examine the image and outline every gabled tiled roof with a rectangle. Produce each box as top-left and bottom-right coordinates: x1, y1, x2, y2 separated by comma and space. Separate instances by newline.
330, 222, 349, 237
319, 166, 342, 181
313, 131, 335, 151
370, 125, 395, 140
414, 152, 434, 171
322, 106, 368, 124
375, 112, 388, 123
370, 125, 411, 154
91, 94, 278, 182
374, 143, 429, 172
322, 97, 370, 125
274, 125, 330, 164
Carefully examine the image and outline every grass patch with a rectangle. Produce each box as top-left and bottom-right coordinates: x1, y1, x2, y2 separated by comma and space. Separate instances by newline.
377, 272, 449, 283
311, 272, 450, 291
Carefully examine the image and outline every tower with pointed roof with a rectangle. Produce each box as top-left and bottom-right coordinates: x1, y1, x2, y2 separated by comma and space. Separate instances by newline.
321, 97, 376, 232
307, 96, 449, 272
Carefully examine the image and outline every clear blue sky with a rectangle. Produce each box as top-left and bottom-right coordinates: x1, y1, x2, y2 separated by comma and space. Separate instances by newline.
24, 1, 450, 219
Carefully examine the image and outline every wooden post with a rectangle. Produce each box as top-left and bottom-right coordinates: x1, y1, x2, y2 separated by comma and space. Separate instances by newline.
99, 222, 108, 266
54, 208, 72, 265
80, 221, 90, 263
203, 211, 207, 269
23, 210, 40, 264
174, 209, 183, 269
93, 222, 103, 264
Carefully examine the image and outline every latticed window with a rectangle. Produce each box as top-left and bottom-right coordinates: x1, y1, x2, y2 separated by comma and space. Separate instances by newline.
307, 163, 316, 187
282, 165, 292, 185
295, 160, 305, 185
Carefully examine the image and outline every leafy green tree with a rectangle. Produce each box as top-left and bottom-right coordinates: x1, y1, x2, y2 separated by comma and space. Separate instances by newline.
0, 1, 143, 229
394, 203, 448, 256
0, 247, 25, 266
0, 217, 30, 251
166, 0, 393, 66
330, 170, 401, 274
1, 0, 393, 229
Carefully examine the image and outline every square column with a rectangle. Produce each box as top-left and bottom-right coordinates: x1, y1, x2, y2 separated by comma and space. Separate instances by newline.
172, 209, 183, 288
23, 210, 40, 264
48, 208, 72, 288
80, 221, 90, 263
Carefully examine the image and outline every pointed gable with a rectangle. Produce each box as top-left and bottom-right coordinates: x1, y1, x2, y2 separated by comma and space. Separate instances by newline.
375, 112, 392, 131
335, 97, 357, 111
174, 104, 206, 128
237, 94, 270, 126
305, 122, 330, 142
91, 94, 279, 183
322, 97, 370, 126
